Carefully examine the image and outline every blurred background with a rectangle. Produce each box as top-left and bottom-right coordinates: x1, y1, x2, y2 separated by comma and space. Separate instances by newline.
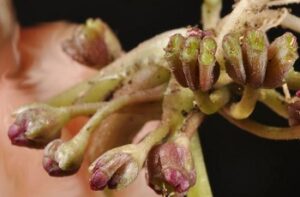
12, 0, 300, 196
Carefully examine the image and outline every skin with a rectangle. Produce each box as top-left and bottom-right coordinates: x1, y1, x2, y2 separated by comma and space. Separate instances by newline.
0, 22, 158, 197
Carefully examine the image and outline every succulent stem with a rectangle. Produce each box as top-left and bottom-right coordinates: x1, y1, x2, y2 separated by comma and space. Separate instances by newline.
227, 85, 258, 119
54, 85, 166, 171
220, 110, 300, 140
286, 71, 300, 90
188, 132, 213, 197
193, 86, 230, 115
258, 89, 288, 118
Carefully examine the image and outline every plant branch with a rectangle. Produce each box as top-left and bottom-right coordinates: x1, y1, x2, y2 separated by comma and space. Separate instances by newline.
220, 110, 300, 140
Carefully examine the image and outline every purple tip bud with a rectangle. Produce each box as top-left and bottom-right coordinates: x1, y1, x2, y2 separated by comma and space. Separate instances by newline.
8, 121, 31, 147
43, 139, 79, 177
8, 104, 68, 149
146, 137, 196, 195
90, 170, 110, 190
89, 146, 140, 190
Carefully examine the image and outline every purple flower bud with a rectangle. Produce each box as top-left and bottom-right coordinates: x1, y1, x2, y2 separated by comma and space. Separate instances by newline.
7, 104, 69, 148
146, 135, 196, 195
62, 18, 110, 68
43, 139, 79, 176
89, 145, 140, 190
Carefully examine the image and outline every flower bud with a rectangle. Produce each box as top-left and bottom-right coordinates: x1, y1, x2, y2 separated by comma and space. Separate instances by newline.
264, 32, 299, 88
8, 104, 69, 148
288, 100, 300, 126
198, 36, 218, 92
146, 134, 196, 195
62, 18, 110, 68
89, 145, 140, 190
43, 139, 80, 176
165, 28, 219, 92
180, 36, 201, 90
165, 34, 188, 87
222, 32, 246, 84
242, 29, 268, 88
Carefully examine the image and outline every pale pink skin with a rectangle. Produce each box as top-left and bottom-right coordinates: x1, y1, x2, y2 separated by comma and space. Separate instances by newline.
0, 22, 159, 197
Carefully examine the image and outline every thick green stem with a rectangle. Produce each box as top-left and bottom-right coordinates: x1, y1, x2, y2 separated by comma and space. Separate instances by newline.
188, 132, 213, 197
286, 70, 300, 90
47, 28, 187, 107
258, 89, 288, 118
227, 85, 258, 119
220, 110, 300, 140
194, 86, 230, 115
47, 75, 123, 107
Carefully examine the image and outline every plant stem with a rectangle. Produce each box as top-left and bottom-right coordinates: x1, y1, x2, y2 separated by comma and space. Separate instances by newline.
56, 85, 166, 170
286, 70, 300, 90
188, 132, 213, 197
194, 86, 230, 115
220, 110, 300, 140
227, 85, 258, 119
258, 89, 288, 118
47, 28, 187, 107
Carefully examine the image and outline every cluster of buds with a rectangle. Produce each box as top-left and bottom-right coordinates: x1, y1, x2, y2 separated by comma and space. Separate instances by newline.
164, 28, 219, 92
223, 30, 298, 89
6, 20, 300, 196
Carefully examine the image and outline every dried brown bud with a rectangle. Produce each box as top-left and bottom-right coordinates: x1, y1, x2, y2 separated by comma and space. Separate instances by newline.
264, 32, 299, 88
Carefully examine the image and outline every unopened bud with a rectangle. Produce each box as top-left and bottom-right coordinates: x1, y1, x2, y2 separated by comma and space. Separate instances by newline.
264, 32, 299, 88
242, 29, 268, 88
222, 32, 246, 84
8, 104, 69, 148
165, 34, 188, 87
180, 36, 201, 90
198, 36, 219, 92
43, 139, 79, 176
62, 18, 110, 68
146, 134, 196, 195
89, 145, 141, 190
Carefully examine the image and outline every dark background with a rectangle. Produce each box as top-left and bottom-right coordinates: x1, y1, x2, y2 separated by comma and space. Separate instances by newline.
12, 0, 300, 196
